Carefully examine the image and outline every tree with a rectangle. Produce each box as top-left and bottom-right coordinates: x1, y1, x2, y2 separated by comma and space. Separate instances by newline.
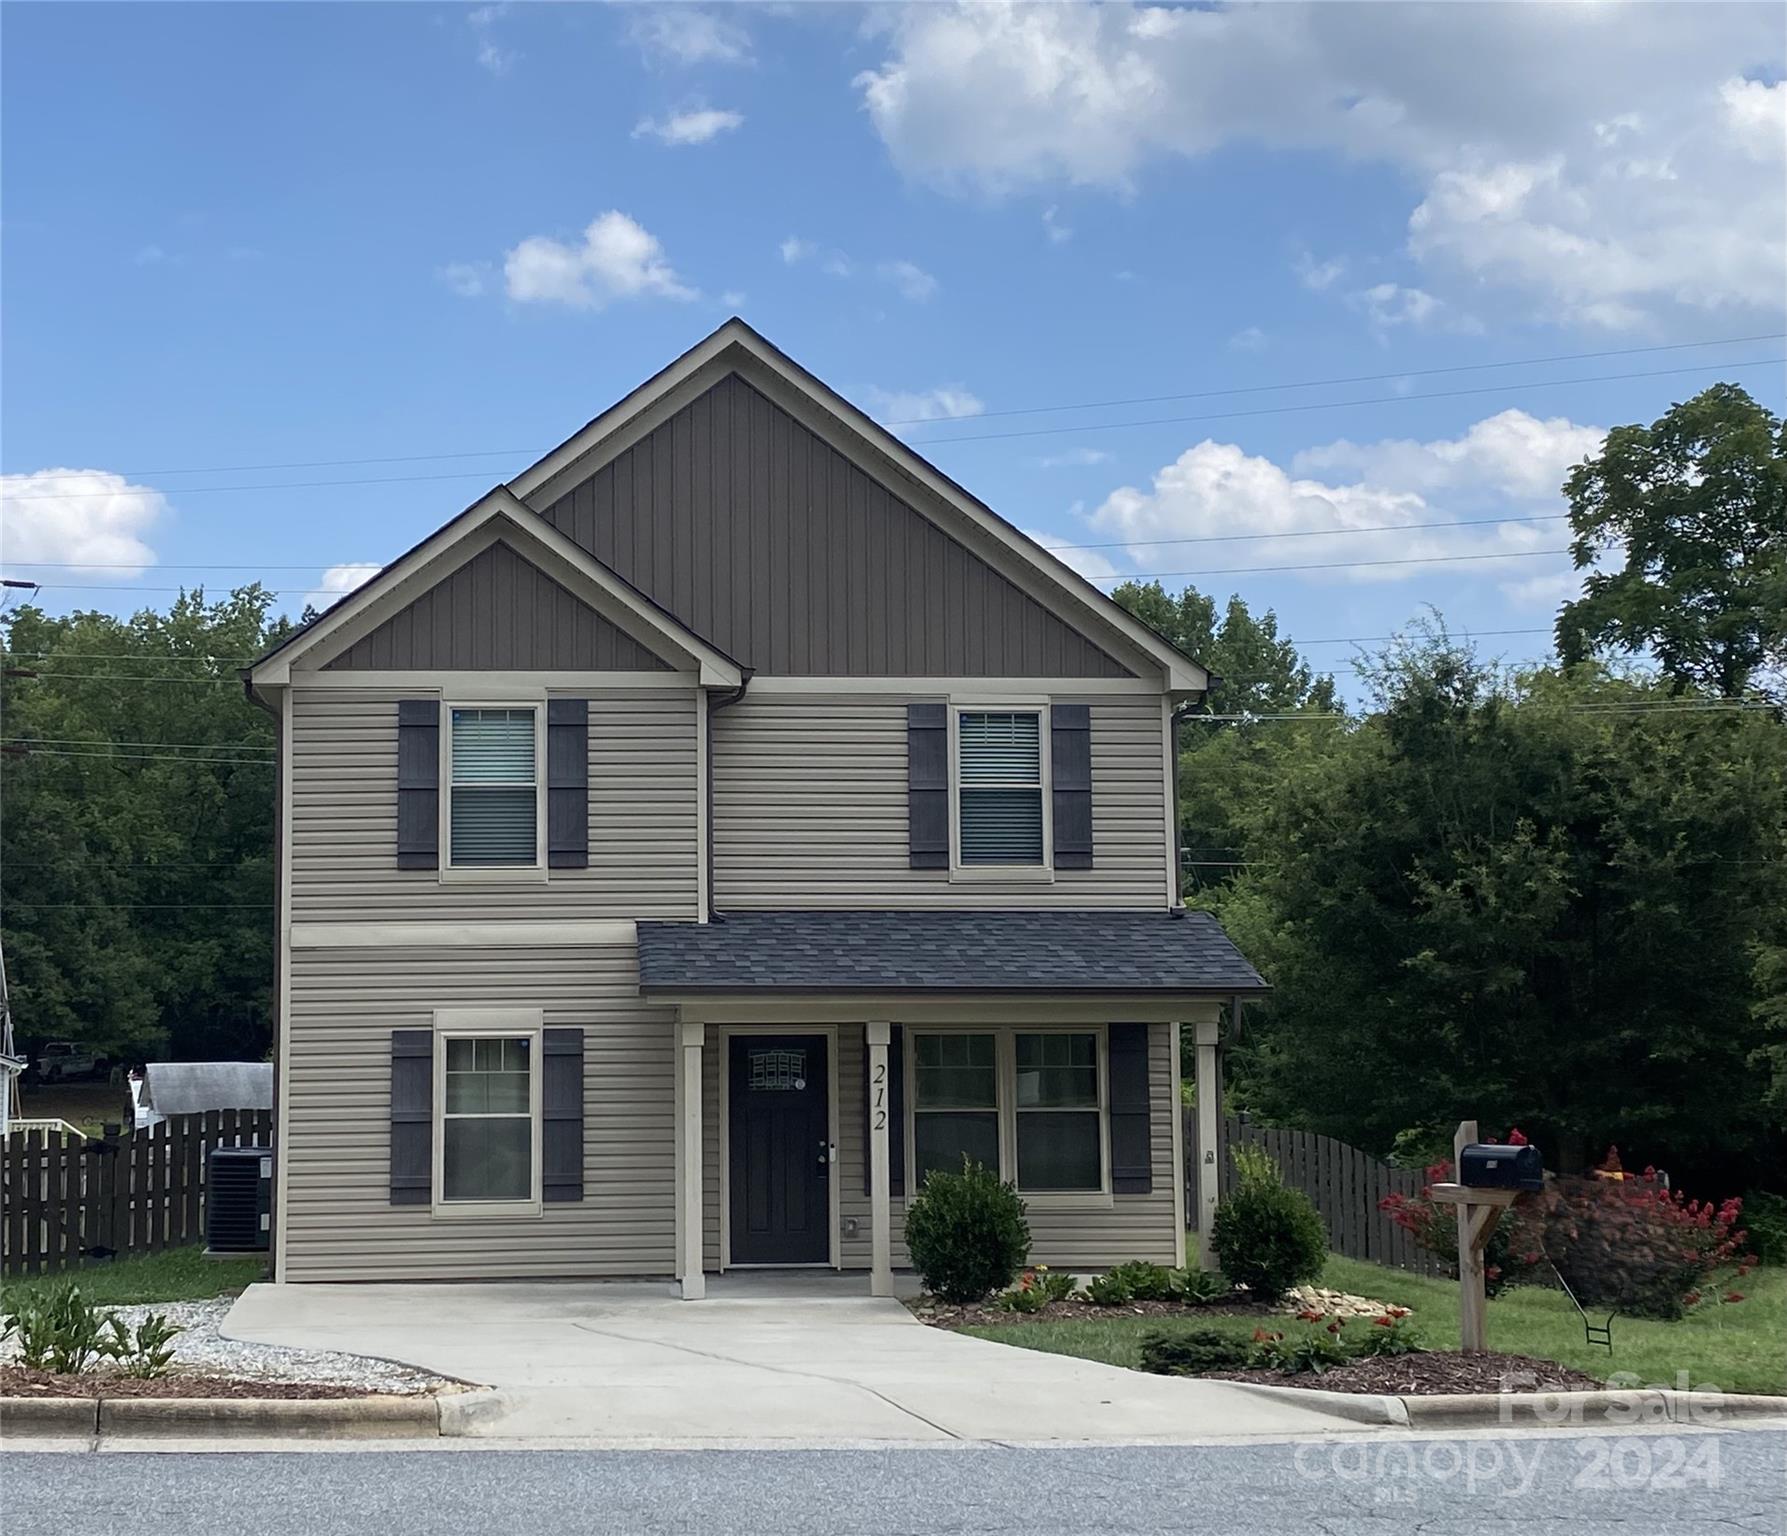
1557, 383, 1786, 701
0, 588, 292, 1065
1215, 632, 1787, 1191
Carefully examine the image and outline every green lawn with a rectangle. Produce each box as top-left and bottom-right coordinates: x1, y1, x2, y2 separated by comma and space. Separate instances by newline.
959, 1255, 1787, 1397
1, 1246, 267, 1310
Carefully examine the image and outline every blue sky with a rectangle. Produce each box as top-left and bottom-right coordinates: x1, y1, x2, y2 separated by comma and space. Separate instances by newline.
4, 2, 1783, 685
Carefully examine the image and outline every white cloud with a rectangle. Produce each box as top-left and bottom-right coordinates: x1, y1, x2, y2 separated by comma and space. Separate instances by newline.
1083, 409, 1605, 590
504, 211, 696, 309
437, 261, 491, 298
821, 254, 853, 279
855, 4, 1785, 326
630, 8, 752, 66
303, 563, 381, 614
1039, 447, 1112, 469
720, 289, 746, 309
877, 259, 938, 302
1346, 281, 1478, 334
864, 384, 984, 427
1295, 253, 1345, 292
131, 244, 170, 266
780, 236, 815, 264
0, 469, 165, 576
1227, 325, 1268, 352
467, 4, 518, 75
633, 106, 744, 146
1042, 205, 1073, 244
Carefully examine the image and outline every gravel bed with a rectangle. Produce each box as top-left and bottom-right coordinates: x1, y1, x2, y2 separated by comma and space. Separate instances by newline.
0, 1298, 452, 1396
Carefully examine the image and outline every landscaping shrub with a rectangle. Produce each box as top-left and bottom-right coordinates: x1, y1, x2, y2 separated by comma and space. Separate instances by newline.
904, 1159, 1030, 1304
1380, 1130, 1545, 1296
1104, 1261, 1176, 1301
1247, 1322, 1351, 1375
993, 1265, 1078, 1313
1350, 1308, 1421, 1358
1138, 1328, 1252, 1375
106, 1312, 184, 1378
1210, 1146, 1327, 1301
2, 1282, 117, 1374
1085, 1270, 1134, 1305
1170, 1267, 1231, 1305
1739, 1190, 1787, 1266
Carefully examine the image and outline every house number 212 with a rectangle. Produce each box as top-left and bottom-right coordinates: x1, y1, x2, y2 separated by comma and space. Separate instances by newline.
872, 1061, 887, 1131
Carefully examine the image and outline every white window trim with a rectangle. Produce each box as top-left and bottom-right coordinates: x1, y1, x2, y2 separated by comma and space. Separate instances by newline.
946, 699, 1054, 884
431, 1008, 544, 1219
905, 1024, 1112, 1209
439, 696, 549, 884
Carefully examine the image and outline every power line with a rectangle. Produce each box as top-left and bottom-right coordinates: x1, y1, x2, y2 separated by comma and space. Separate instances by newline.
3, 747, 275, 765
1, 672, 246, 685
1, 737, 272, 753
6, 357, 1781, 502
11, 331, 1781, 482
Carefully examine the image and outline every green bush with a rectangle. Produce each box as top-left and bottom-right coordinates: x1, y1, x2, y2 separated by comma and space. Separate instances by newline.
1138, 1327, 1252, 1375
1170, 1267, 1232, 1305
1109, 1260, 1177, 1300
993, 1265, 1079, 1313
2, 1282, 117, 1374
106, 1312, 184, 1378
1248, 1324, 1351, 1375
904, 1158, 1030, 1304
1740, 1190, 1787, 1266
1084, 1270, 1134, 1305
1350, 1310, 1422, 1358
1210, 1146, 1327, 1302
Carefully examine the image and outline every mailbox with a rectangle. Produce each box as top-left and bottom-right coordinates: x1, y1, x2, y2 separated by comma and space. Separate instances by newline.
1459, 1142, 1544, 1192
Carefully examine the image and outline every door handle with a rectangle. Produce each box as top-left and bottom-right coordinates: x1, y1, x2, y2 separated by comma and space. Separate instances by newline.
818, 1141, 834, 1175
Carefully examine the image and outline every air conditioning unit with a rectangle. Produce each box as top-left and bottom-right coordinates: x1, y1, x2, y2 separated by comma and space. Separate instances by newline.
206, 1145, 273, 1254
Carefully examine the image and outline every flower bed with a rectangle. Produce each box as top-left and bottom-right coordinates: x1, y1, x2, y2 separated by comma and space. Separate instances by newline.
1205, 1350, 1604, 1396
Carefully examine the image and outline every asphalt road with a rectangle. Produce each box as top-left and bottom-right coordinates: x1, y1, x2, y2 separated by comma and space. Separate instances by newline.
6, 1431, 1783, 1535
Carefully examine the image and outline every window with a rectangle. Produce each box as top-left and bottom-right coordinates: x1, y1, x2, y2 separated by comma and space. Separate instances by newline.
1014, 1032, 1102, 1192
908, 1029, 1109, 1199
956, 710, 1045, 867
440, 1034, 535, 1203
448, 706, 539, 868
911, 1032, 999, 1185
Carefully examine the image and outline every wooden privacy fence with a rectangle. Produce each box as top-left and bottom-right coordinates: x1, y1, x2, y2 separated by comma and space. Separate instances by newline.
1185, 1111, 1444, 1276
1, 1110, 273, 1278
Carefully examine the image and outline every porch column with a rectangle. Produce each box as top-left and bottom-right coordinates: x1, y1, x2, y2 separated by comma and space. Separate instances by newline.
1192, 1007, 1223, 1270
677, 1017, 706, 1300
865, 1021, 893, 1298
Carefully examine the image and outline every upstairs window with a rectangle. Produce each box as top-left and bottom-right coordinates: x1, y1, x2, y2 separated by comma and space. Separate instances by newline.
956, 710, 1045, 866
448, 707, 539, 868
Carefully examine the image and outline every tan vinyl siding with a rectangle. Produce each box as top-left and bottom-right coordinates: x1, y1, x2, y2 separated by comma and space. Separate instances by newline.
290, 686, 699, 922
713, 694, 1169, 908
283, 945, 675, 1282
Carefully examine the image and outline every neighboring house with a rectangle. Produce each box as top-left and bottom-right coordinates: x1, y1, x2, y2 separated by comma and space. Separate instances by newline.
245, 319, 1267, 1295
130, 1061, 275, 1131
0, 1053, 25, 1137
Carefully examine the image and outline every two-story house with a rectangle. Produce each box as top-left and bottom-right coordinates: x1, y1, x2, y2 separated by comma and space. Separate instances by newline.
246, 320, 1266, 1296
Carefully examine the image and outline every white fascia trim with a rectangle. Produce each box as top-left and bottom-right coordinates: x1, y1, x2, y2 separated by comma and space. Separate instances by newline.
290, 670, 697, 693
747, 676, 1164, 696
290, 920, 638, 949
510, 321, 1206, 693
252, 488, 741, 689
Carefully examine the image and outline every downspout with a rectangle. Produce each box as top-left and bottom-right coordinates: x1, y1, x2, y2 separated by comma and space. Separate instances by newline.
1167, 675, 1219, 912
242, 675, 282, 1273
704, 671, 752, 922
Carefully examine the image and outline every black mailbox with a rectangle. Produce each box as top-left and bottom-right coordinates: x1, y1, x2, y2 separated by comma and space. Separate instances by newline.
1459, 1143, 1544, 1192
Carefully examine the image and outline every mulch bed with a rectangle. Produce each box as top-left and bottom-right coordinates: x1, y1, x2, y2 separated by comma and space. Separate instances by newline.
911, 1296, 1273, 1330
1204, 1350, 1605, 1397
0, 1364, 400, 1400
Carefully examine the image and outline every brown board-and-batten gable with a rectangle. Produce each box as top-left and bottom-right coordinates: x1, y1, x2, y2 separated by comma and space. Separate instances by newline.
533, 373, 1135, 679
325, 538, 674, 672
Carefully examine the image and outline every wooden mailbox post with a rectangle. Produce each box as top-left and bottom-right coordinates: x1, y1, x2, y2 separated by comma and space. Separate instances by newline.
1425, 1118, 1521, 1353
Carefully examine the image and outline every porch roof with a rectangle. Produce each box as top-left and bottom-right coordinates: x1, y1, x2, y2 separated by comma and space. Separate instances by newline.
636, 909, 1268, 996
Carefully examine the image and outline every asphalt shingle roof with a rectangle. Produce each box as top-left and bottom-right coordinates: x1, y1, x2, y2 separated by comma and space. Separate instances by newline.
636, 909, 1267, 995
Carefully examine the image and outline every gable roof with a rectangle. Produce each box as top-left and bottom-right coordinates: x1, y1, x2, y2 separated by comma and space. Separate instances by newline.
511, 319, 1207, 692
248, 487, 743, 687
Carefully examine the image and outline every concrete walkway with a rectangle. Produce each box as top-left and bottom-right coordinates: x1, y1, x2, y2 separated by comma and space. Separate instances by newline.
223, 1275, 1370, 1444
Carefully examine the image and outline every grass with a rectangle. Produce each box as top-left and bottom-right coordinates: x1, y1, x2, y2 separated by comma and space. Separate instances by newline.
16, 1082, 130, 1138
959, 1254, 1787, 1396
1, 1246, 267, 1311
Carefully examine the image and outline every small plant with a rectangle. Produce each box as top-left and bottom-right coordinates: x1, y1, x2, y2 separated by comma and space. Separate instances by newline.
1351, 1308, 1422, 1358
1170, 1267, 1231, 1306
993, 1265, 1078, 1313
1210, 1146, 1328, 1302
105, 1311, 184, 1379
1248, 1321, 1351, 1375
1085, 1270, 1134, 1305
1738, 1190, 1787, 1267
1, 1282, 116, 1375
1138, 1327, 1252, 1376
904, 1158, 1031, 1304
1104, 1260, 1176, 1301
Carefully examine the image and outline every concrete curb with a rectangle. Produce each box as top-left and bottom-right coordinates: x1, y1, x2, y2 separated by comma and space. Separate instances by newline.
2, 1390, 504, 1441
1222, 1383, 1786, 1432
1214, 1380, 1410, 1427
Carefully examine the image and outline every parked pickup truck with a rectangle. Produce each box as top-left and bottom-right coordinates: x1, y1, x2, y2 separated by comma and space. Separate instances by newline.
31, 1041, 107, 1083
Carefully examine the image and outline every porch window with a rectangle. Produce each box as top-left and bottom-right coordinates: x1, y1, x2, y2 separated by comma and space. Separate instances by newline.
448, 706, 540, 868
956, 710, 1045, 866
911, 1032, 999, 1184
1014, 1032, 1102, 1192
440, 1034, 536, 1203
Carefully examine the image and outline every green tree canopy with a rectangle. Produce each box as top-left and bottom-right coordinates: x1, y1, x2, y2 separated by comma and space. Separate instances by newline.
1557, 383, 1786, 701
1, 589, 291, 1064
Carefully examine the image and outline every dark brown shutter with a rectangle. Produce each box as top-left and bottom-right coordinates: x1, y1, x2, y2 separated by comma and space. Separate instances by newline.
390, 1029, 433, 1205
396, 700, 440, 870
862, 1024, 906, 1197
546, 699, 589, 870
1051, 703, 1093, 870
542, 1027, 584, 1202
908, 704, 948, 869
1107, 1022, 1152, 1194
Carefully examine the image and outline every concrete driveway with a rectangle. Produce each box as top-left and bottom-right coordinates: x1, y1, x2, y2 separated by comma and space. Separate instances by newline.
223, 1274, 1372, 1445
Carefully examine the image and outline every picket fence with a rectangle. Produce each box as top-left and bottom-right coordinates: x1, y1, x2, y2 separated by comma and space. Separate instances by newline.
1, 1110, 273, 1277
1184, 1110, 1444, 1276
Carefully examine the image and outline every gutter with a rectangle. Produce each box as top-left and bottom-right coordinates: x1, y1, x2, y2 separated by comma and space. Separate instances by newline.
704, 671, 752, 922
241, 675, 283, 1276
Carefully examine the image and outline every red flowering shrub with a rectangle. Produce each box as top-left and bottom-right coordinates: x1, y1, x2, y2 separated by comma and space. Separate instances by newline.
1379, 1130, 1544, 1296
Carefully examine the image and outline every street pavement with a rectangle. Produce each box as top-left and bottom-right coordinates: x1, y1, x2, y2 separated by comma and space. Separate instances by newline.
6, 1429, 1783, 1534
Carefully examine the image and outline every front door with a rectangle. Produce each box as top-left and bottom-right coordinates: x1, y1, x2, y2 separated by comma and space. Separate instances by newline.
728, 1034, 830, 1265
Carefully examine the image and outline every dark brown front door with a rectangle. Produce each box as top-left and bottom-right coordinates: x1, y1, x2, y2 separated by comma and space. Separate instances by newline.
728, 1034, 830, 1265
